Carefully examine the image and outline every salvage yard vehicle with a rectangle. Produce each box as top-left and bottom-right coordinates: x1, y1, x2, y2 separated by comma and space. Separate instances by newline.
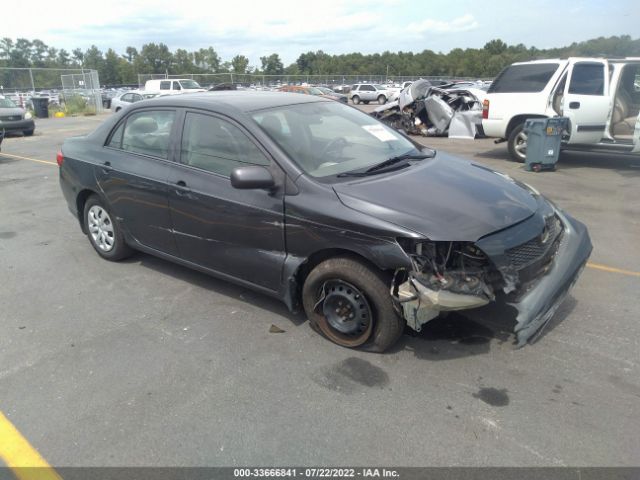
349, 83, 390, 105
58, 92, 592, 352
0, 96, 35, 136
373, 80, 486, 138
482, 57, 640, 161
110, 91, 159, 112
144, 78, 207, 95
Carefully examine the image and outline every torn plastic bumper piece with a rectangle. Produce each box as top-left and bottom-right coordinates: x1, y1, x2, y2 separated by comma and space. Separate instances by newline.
395, 276, 490, 332
510, 209, 592, 346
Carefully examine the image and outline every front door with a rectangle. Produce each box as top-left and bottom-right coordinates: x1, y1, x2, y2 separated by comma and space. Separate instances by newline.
563, 59, 612, 144
167, 110, 286, 290
96, 108, 179, 254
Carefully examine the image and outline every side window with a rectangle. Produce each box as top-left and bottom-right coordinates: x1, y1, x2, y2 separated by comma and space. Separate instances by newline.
121, 93, 132, 102
159, 81, 171, 91
181, 113, 269, 176
107, 122, 125, 148
362, 85, 375, 91
132, 94, 143, 102
569, 63, 605, 96
121, 110, 175, 158
173, 81, 182, 91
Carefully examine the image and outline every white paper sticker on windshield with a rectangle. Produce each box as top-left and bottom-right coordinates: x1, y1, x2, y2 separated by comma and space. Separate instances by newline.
362, 124, 396, 142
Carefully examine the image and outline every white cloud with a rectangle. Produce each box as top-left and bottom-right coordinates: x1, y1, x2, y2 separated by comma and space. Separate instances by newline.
406, 14, 479, 34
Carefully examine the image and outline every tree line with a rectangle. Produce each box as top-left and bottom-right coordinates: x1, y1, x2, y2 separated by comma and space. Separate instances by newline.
1, 35, 639, 87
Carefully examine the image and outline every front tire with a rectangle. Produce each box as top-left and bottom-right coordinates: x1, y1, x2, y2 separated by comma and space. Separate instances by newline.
23, 129, 34, 136
302, 256, 405, 352
83, 195, 132, 261
351, 95, 360, 105
508, 123, 527, 162
377, 95, 386, 105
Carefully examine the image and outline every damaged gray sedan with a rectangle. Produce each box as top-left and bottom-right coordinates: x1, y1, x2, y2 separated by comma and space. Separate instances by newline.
59, 92, 591, 352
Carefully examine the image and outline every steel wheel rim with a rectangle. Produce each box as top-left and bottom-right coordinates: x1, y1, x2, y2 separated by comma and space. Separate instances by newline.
320, 280, 373, 340
514, 131, 527, 158
88, 205, 115, 252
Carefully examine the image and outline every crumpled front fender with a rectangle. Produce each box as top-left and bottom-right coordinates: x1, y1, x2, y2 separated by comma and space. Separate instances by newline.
509, 208, 592, 346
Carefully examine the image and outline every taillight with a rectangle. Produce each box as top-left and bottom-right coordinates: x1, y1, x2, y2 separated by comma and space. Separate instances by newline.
56, 151, 64, 166
482, 99, 490, 120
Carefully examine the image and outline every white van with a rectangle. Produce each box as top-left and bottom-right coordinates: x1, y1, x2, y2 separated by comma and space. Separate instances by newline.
482, 58, 640, 161
144, 78, 206, 95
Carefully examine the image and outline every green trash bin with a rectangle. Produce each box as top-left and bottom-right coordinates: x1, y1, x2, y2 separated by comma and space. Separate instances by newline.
524, 117, 568, 172
31, 97, 50, 118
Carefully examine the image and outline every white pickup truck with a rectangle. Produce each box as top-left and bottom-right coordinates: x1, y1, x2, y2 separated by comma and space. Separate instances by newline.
482, 58, 640, 161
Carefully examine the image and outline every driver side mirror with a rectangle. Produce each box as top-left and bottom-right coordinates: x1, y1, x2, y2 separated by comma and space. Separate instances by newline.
230, 166, 275, 190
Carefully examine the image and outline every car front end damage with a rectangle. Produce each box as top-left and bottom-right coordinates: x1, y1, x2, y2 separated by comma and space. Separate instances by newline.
391, 200, 592, 346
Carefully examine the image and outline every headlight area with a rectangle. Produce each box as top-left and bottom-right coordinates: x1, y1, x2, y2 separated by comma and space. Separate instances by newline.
24, 111, 33, 119
392, 239, 500, 332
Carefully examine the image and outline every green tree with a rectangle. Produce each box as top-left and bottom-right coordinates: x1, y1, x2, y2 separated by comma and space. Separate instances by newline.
231, 54, 249, 74
260, 53, 283, 75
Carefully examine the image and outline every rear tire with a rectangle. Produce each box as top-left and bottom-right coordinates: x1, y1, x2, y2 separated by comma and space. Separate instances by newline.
507, 123, 527, 163
23, 129, 34, 136
302, 256, 405, 352
83, 195, 133, 261
377, 95, 386, 105
351, 95, 360, 105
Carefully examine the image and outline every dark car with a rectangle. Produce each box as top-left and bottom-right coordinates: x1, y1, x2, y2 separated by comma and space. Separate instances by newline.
58, 91, 592, 352
0, 96, 36, 137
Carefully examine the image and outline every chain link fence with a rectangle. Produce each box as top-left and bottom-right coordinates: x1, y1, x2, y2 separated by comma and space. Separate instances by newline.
61, 70, 104, 113
0, 67, 102, 113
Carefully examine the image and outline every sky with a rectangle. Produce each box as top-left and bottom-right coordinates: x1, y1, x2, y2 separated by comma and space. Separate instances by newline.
2, 0, 638, 67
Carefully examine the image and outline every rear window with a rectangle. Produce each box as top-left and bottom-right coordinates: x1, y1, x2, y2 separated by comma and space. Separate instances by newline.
488, 63, 559, 93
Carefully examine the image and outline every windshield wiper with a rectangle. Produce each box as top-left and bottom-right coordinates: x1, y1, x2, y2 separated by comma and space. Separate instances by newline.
337, 152, 433, 177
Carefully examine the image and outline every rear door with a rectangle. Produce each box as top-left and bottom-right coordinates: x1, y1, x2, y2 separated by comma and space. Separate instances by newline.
97, 108, 179, 254
167, 110, 286, 290
563, 59, 611, 144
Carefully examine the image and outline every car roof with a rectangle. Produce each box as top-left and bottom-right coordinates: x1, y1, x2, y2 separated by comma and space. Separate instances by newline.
137, 91, 331, 113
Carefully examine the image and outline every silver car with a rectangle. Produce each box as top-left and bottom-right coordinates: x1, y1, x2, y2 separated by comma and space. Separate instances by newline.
0, 96, 35, 139
111, 91, 158, 112
349, 84, 390, 105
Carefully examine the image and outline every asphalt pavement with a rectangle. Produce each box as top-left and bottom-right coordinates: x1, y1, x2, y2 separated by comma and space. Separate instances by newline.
0, 111, 639, 468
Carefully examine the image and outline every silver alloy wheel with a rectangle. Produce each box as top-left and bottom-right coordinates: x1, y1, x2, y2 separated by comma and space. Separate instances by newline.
87, 205, 115, 252
514, 131, 528, 160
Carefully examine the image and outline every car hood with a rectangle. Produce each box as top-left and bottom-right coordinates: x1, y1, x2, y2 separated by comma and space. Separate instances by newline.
333, 153, 539, 241
0, 107, 25, 117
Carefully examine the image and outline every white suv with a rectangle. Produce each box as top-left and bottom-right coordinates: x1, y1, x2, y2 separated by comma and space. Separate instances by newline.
349, 84, 390, 105
482, 58, 640, 161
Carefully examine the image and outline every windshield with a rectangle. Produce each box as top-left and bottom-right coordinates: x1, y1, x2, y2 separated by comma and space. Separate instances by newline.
374, 84, 386, 90
307, 87, 324, 95
0, 98, 18, 108
251, 101, 420, 178
179, 80, 202, 90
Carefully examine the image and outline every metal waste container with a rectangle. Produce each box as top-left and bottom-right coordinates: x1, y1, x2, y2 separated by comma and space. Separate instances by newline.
524, 117, 568, 172
31, 97, 50, 118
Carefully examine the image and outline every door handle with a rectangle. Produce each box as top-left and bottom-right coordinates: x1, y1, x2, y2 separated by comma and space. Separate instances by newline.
569, 101, 580, 109
175, 180, 191, 195
101, 161, 112, 173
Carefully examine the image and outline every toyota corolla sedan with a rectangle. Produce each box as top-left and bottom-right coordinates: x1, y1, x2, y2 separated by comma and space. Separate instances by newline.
58, 92, 592, 352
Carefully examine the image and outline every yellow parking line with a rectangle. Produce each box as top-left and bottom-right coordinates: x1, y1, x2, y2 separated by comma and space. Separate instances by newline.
0, 152, 56, 166
0, 411, 62, 480
587, 262, 640, 277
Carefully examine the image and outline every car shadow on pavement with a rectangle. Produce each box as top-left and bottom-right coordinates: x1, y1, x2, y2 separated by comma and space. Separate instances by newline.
558, 151, 640, 175
125, 251, 307, 327
394, 292, 577, 360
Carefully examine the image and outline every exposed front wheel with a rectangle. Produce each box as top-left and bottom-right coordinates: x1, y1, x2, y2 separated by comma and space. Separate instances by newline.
302, 256, 405, 352
377, 95, 386, 105
83, 195, 133, 261
508, 124, 527, 162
